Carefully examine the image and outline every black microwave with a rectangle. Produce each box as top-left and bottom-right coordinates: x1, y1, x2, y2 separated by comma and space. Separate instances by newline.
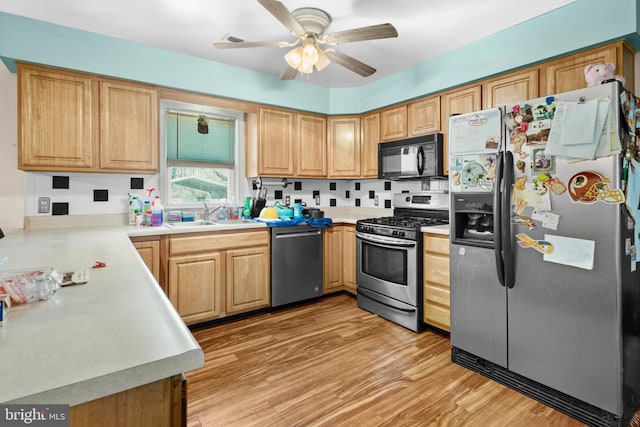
378, 133, 444, 180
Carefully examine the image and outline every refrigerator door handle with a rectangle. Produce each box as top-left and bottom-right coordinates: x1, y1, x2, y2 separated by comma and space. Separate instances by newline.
494, 151, 505, 287
503, 150, 516, 288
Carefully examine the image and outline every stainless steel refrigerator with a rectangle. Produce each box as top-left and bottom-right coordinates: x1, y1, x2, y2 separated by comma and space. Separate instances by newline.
447, 81, 640, 426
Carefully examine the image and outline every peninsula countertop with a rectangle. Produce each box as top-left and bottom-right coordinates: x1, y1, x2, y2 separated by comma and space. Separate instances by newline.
0, 226, 204, 405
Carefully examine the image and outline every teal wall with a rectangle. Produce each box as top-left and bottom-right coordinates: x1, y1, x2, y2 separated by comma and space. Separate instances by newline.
1, 0, 638, 115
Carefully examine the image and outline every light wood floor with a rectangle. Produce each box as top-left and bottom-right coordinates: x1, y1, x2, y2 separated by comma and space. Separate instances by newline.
186, 293, 584, 426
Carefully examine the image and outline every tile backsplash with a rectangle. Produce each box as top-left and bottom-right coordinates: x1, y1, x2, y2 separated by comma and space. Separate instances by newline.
25, 172, 447, 217
25, 172, 160, 216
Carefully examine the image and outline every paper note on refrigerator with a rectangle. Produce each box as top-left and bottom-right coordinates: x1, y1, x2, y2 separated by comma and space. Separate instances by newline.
559, 99, 599, 145
448, 108, 502, 155
543, 234, 595, 270
545, 99, 612, 160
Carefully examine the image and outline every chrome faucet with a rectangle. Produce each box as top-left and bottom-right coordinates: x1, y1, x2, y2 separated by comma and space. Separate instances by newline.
203, 202, 225, 221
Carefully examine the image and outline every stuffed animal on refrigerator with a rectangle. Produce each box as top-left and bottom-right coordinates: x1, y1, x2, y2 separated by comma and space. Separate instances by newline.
584, 62, 626, 87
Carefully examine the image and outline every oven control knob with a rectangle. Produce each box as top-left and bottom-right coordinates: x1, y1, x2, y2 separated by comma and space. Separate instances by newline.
399, 231, 405, 237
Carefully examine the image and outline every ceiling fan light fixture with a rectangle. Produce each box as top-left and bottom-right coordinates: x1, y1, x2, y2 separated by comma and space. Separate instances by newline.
301, 39, 319, 66
298, 61, 314, 74
315, 49, 331, 71
284, 46, 303, 68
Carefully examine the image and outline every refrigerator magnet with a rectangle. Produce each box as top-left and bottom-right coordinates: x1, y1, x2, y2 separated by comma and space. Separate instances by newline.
516, 233, 554, 255
545, 177, 566, 195
513, 215, 536, 230
568, 171, 625, 204
532, 148, 555, 173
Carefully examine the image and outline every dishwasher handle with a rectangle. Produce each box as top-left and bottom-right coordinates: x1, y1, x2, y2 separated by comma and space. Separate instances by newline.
274, 229, 322, 239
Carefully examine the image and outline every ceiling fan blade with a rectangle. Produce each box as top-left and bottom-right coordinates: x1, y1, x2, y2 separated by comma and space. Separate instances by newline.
322, 23, 398, 45
280, 66, 298, 80
213, 40, 285, 49
258, 0, 307, 37
324, 49, 376, 77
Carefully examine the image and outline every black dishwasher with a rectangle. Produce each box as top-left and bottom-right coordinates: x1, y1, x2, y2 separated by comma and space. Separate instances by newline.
271, 224, 323, 307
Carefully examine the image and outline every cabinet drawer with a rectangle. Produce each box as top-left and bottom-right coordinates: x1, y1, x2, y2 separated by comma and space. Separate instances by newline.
424, 284, 450, 308
424, 303, 450, 331
424, 254, 449, 286
424, 234, 449, 254
170, 230, 269, 256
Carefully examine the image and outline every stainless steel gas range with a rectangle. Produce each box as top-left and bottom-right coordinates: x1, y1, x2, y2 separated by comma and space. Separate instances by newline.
355, 191, 449, 332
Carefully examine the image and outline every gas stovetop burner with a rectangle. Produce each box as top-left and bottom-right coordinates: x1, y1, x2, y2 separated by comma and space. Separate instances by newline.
356, 192, 449, 241
363, 216, 449, 228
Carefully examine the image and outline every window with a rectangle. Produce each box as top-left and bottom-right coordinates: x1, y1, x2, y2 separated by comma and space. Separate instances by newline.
160, 100, 245, 208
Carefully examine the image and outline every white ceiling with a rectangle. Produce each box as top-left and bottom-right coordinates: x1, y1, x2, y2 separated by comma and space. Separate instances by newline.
0, 0, 575, 88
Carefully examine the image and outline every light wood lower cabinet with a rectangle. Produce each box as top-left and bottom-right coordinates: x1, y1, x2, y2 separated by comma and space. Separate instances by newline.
323, 226, 343, 293
225, 246, 270, 314
169, 252, 223, 325
70, 375, 183, 427
167, 230, 270, 325
343, 226, 357, 293
131, 236, 161, 285
323, 224, 357, 295
423, 232, 450, 332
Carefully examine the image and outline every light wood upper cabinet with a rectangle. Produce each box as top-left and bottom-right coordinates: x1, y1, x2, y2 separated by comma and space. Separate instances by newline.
327, 116, 361, 178
380, 105, 407, 141
482, 69, 539, 108
408, 96, 441, 136
18, 63, 159, 173
258, 107, 295, 176
99, 81, 159, 172
542, 41, 634, 95
296, 113, 327, 177
361, 112, 380, 178
441, 84, 482, 175
19, 65, 96, 170
225, 246, 270, 314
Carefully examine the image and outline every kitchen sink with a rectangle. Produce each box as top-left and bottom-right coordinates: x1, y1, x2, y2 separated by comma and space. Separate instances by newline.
213, 219, 254, 224
164, 220, 217, 228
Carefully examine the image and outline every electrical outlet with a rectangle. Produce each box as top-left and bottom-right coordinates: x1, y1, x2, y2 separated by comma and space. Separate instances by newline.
315, 196, 320, 206
374, 195, 379, 206
285, 195, 290, 205
38, 197, 50, 213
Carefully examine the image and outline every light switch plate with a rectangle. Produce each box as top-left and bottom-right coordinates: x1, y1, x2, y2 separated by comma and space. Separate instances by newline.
38, 197, 50, 213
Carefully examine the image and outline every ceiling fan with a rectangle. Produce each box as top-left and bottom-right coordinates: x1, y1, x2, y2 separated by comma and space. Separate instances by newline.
213, 0, 398, 80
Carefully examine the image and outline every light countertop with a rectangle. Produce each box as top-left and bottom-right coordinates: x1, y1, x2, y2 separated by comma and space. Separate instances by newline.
1, 211, 448, 405
0, 226, 204, 405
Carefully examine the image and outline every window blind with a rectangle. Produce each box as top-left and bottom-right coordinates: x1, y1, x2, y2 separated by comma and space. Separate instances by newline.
166, 112, 235, 165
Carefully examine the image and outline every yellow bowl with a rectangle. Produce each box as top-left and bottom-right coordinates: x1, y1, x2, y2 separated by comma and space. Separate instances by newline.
259, 207, 279, 219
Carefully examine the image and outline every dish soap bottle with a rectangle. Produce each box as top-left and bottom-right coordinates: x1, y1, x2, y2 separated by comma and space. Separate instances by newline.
242, 196, 252, 219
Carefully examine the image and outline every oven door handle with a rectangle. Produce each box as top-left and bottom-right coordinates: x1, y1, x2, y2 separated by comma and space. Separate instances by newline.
356, 232, 417, 248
